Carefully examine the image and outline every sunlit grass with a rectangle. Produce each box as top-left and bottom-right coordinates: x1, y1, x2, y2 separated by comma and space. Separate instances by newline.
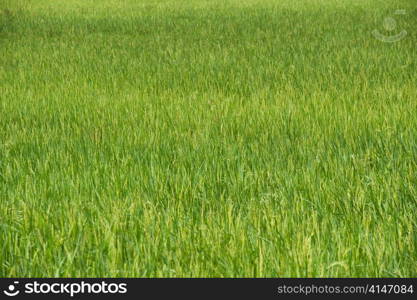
0, 0, 416, 277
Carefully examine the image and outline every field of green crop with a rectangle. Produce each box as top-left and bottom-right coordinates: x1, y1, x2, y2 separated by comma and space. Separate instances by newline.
0, 0, 416, 277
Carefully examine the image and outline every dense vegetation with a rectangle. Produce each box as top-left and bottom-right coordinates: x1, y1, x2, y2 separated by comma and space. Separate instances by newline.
1, 0, 416, 277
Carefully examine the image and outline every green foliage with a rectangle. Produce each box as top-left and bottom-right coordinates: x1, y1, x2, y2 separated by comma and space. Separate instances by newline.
0, 0, 416, 277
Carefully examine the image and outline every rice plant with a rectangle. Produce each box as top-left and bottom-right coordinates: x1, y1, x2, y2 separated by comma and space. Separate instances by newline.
0, 0, 416, 277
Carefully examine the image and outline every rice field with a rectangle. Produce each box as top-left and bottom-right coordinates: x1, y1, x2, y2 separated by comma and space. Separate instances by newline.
0, 0, 416, 277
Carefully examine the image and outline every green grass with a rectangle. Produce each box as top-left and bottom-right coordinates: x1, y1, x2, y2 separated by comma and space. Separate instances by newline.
0, 0, 416, 277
